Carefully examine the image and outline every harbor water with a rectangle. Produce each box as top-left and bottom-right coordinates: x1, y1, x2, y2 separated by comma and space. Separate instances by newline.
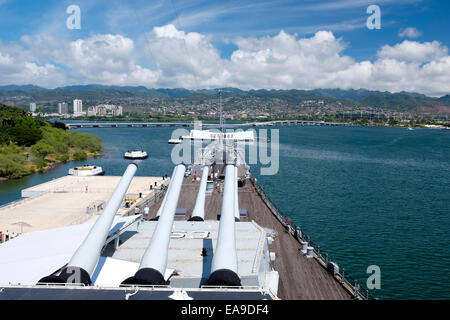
0, 125, 449, 300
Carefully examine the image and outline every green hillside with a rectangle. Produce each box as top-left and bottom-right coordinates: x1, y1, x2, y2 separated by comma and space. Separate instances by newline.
0, 104, 102, 179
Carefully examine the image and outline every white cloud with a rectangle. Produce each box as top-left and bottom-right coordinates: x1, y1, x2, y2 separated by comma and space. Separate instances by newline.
399, 27, 422, 39
227, 31, 355, 89
378, 40, 448, 63
0, 39, 67, 87
228, 30, 450, 96
1, 25, 450, 96
301, 0, 423, 11
12, 34, 159, 87
169, 7, 236, 29
143, 24, 229, 87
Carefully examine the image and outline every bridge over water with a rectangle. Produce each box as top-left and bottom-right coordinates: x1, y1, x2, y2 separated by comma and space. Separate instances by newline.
66, 120, 355, 129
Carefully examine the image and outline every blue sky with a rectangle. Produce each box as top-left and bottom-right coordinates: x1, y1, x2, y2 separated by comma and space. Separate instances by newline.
0, 0, 450, 95
1, 0, 448, 59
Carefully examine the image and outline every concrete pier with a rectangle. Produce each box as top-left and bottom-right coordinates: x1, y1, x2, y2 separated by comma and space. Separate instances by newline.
0, 175, 168, 234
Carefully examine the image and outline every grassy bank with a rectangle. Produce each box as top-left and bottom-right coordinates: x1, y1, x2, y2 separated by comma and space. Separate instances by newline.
0, 104, 102, 179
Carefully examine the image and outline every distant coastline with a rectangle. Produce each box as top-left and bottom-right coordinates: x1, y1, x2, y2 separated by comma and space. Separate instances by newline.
46, 114, 450, 130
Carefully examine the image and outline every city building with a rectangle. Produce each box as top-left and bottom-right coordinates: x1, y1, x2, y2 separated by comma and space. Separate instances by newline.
29, 103, 36, 112
87, 104, 123, 117
73, 99, 83, 115
57, 102, 68, 115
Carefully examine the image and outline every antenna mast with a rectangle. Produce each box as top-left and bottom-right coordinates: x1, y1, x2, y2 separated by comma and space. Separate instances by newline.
219, 89, 224, 133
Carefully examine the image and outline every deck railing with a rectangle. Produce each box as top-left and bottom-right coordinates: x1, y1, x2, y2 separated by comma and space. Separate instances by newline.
0, 192, 48, 211
249, 175, 374, 300
124, 184, 168, 216
69, 182, 169, 224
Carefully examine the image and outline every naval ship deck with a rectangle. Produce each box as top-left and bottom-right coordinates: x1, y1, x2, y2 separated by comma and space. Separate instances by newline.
145, 176, 351, 300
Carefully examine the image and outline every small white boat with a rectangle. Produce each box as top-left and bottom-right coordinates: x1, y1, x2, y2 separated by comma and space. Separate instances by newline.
168, 138, 182, 144
124, 150, 148, 159
68, 165, 104, 176
407, 127, 414, 131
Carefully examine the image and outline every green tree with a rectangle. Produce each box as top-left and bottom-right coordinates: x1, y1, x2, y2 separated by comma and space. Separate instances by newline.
73, 150, 87, 161
0, 142, 33, 178
68, 131, 102, 152
31, 141, 55, 158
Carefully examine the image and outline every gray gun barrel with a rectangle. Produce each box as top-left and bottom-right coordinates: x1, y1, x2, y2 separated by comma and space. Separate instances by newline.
38, 163, 138, 285
234, 166, 240, 221
122, 164, 185, 286
189, 166, 209, 221
206, 165, 241, 286
155, 165, 180, 219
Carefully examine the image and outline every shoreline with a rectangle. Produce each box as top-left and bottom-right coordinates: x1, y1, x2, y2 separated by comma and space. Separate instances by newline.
0, 151, 102, 183
46, 117, 450, 130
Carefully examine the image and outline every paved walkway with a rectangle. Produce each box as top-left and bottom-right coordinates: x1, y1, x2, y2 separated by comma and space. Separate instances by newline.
0, 176, 165, 234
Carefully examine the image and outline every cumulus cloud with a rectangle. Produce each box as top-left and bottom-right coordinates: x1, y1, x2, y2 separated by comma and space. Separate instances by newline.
143, 24, 228, 87
4, 34, 159, 87
378, 40, 448, 63
399, 27, 422, 39
0, 39, 67, 87
140, 26, 450, 95
0, 24, 450, 96
228, 31, 355, 89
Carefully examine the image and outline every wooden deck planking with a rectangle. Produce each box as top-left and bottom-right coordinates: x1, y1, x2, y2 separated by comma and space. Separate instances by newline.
144, 176, 351, 300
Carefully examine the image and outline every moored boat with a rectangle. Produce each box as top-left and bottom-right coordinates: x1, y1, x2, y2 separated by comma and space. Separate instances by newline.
168, 138, 182, 144
124, 150, 148, 159
68, 165, 104, 176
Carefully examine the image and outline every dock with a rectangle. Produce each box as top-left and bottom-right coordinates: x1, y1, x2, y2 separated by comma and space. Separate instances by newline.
0, 175, 168, 234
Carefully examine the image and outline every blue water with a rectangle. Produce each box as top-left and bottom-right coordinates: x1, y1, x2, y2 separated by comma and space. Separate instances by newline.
0, 125, 449, 299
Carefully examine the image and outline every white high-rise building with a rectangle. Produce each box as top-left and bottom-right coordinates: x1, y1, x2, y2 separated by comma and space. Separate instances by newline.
73, 99, 83, 114
29, 103, 36, 112
58, 102, 68, 114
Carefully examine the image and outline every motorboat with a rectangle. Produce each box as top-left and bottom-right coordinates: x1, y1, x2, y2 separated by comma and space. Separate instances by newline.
68, 165, 104, 176
168, 138, 182, 144
124, 150, 148, 160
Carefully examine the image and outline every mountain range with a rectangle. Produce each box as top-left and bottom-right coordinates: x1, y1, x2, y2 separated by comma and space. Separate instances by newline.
0, 85, 449, 115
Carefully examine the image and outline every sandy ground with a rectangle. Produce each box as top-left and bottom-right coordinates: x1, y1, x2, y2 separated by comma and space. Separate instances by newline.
0, 176, 168, 235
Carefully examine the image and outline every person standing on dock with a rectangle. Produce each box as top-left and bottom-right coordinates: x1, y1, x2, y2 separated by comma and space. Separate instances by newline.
144, 206, 149, 220
135, 206, 140, 215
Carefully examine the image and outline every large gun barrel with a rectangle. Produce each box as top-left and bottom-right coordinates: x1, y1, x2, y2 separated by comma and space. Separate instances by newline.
206, 165, 241, 286
38, 163, 138, 285
189, 166, 209, 221
155, 164, 180, 219
234, 166, 240, 221
122, 164, 185, 286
